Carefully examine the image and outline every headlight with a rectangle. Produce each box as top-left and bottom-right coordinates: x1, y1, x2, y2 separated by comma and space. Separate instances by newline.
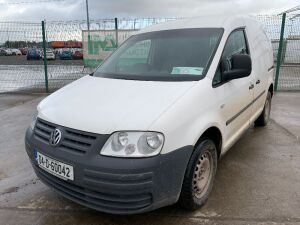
101, 131, 164, 157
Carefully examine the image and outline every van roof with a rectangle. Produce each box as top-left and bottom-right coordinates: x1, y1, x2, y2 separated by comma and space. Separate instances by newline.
138, 15, 258, 34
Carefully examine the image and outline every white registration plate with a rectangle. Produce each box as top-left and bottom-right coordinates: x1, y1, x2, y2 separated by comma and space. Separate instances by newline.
36, 151, 74, 181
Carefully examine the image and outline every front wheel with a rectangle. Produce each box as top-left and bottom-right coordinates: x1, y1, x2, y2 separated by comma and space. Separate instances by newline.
255, 91, 272, 126
179, 138, 217, 210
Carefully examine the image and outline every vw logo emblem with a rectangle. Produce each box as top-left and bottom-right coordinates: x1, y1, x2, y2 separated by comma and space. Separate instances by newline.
49, 128, 62, 146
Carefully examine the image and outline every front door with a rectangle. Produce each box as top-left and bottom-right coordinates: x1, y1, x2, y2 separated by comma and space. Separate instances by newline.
212, 29, 254, 148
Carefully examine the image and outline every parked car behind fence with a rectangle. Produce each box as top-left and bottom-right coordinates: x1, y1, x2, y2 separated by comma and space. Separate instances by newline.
27, 48, 41, 60
59, 50, 72, 60
72, 50, 83, 60
0, 49, 8, 56
11, 49, 22, 56
19, 48, 28, 55
42, 49, 56, 60
3, 48, 12, 56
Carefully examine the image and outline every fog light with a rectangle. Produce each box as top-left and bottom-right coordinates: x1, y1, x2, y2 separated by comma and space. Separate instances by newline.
125, 144, 136, 155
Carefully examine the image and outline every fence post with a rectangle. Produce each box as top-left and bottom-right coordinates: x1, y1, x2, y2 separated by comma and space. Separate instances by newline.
41, 20, 49, 93
275, 12, 286, 91
115, 17, 118, 47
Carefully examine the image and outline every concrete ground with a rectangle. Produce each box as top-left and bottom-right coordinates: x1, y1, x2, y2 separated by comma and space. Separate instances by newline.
0, 92, 299, 225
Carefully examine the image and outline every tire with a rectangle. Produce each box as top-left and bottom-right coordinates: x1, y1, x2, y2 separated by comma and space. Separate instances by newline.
255, 91, 272, 126
179, 138, 218, 210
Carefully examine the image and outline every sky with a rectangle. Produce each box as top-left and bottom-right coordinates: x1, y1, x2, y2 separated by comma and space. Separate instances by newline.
0, 0, 299, 21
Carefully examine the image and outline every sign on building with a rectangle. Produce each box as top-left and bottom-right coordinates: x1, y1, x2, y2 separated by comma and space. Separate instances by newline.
82, 30, 138, 67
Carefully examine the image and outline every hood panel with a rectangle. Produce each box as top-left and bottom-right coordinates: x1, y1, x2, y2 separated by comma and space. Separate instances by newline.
38, 76, 195, 134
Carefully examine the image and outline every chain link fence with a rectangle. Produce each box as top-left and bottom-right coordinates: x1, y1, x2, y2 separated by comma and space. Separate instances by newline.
257, 14, 300, 91
0, 18, 176, 93
0, 21, 44, 92
0, 16, 299, 93
279, 15, 300, 90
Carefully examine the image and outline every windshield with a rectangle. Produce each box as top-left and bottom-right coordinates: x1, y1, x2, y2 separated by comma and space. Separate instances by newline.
94, 28, 223, 81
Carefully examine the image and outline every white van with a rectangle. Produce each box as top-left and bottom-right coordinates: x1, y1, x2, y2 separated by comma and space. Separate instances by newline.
25, 15, 274, 214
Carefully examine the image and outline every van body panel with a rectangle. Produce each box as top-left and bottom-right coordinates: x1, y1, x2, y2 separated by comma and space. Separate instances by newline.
149, 78, 225, 154
38, 76, 196, 134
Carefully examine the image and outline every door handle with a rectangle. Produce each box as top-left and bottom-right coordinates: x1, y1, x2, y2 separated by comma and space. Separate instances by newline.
256, 79, 261, 85
249, 84, 254, 90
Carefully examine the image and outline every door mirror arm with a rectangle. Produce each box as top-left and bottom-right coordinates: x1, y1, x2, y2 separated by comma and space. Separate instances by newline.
223, 69, 251, 82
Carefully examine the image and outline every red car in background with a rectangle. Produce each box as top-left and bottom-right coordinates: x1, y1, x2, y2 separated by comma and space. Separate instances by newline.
72, 50, 83, 60
19, 48, 28, 55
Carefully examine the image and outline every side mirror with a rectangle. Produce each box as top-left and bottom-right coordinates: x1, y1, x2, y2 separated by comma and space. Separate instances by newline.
222, 54, 252, 81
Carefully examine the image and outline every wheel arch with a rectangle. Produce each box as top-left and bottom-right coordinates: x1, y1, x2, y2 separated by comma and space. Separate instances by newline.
195, 126, 222, 159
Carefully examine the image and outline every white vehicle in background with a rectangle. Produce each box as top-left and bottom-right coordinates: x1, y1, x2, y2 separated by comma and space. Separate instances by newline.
42, 49, 56, 60
70, 48, 82, 54
0, 49, 8, 56
4, 48, 13, 56
69, 48, 75, 54
11, 48, 22, 56
54, 48, 65, 56
25, 15, 274, 214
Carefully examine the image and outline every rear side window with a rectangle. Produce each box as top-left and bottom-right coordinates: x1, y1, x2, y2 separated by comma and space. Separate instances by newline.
213, 29, 249, 86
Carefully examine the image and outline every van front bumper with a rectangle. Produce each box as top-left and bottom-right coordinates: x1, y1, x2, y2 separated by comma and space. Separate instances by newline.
25, 125, 193, 215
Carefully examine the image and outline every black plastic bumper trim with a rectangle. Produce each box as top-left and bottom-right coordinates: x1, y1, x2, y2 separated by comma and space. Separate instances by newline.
25, 126, 193, 214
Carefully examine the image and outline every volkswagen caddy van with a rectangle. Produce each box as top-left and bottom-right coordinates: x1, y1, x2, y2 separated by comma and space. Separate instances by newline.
25, 15, 274, 214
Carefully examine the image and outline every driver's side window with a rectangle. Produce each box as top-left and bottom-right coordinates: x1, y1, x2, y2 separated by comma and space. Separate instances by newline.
213, 29, 249, 86
117, 40, 151, 73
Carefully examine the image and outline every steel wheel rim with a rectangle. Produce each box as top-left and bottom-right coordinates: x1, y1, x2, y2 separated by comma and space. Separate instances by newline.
193, 151, 213, 199
264, 98, 270, 121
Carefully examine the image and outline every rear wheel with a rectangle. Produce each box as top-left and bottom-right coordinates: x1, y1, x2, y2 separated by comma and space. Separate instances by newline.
255, 91, 272, 126
180, 138, 217, 210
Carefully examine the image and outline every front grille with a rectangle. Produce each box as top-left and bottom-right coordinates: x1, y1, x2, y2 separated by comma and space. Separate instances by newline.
34, 165, 153, 212
34, 118, 97, 155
